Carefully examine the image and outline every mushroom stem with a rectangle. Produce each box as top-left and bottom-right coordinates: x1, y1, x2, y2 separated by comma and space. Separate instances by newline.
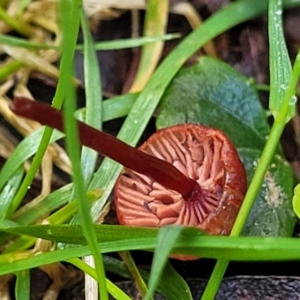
10, 97, 198, 196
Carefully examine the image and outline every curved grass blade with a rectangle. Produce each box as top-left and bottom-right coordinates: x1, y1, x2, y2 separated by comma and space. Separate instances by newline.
2, 225, 300, 277
60, 0, 108, 298
145, 226, 192, 300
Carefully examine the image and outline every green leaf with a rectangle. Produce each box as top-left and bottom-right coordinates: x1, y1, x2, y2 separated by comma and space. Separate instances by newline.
292, 184, 300, 218
3, 225, 300, 277
0, 33, 179, 51
157, 57, 270, 149
80, 11, 102, 186
15, 270, 30, 300
0, 222, 159, 245
269, 0, 294, 121
160, 262, 192, 300
239, 148, 296, 236
0, 167, 24, 220
0, 128, 63, 192
103, 256, 190, 300
145, 226, 191, 300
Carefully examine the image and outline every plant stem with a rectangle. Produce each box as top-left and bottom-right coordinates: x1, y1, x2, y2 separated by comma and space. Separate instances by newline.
10, 98, 197, 196
201, 47, 300, 300
0, 7, 33, 37
66, 258, 132, 300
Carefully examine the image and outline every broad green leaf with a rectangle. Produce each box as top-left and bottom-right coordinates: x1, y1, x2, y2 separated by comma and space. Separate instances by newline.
157, 57, 270, 149
15, 270, 30, 300
239, 148, 296, 236
103, 256, 191, 300
160, 262, 192, 300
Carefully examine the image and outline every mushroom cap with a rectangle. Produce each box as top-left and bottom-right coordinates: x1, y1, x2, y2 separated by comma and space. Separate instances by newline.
114, 124, 246, 236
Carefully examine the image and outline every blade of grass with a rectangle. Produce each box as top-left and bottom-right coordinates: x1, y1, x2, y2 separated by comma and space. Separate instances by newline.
3, 190, 101, 253
0, 7, 33, 37
15, 270, 30, 300
269, 0, 294, 120
0, 128, 63, 193
201, 28, 300, 300
60, 1, 108, 298
129, 0, 169, 92
3, 226, 300, 276
79, 11, 102, 186
0, 167, 23, 220
0, 33, 179, 51
0, 60, 24, 81
80, 10, 104, 300
145, 226, 188, 300
118, 251, 150, 299
83, 34, 180, 50
67, 257, 132, 300
103, 255, 190, 300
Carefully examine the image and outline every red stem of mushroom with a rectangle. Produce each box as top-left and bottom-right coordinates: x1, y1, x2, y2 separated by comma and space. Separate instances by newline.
10, 97, 198, 196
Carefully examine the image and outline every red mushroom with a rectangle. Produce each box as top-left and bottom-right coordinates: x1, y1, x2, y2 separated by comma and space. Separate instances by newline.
115, 124, 246, 235
10, 97, 247, 259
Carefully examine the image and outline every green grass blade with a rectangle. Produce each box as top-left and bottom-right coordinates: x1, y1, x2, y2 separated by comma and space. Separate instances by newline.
118, 251, 149, 298
201, 40, 300, 300
0, 60, 24, 81
67, 258, 132, 300
0, 167, 23, 220
0, 7, 33, 36
15, 270, 30, 300
0, 129, 63, 192
145, 226, 186, 300
129, 0, 169, 92
80, 11, 102, 186
102, 93, 137, 121
60, 0, 108, 298
3, 225, 300, 276
83, 34, 180, 50
3, 190, 101, 253
0, 33, 179, 51
269, 0, 294, 120
103, 255, 189, 300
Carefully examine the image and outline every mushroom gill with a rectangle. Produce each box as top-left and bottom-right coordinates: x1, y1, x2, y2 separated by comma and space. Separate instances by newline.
115, 124, 247, 235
